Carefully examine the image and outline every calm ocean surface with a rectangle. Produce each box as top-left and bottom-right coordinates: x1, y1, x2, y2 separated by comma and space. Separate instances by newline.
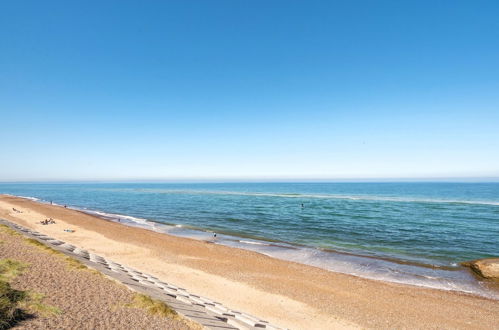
1, 182, 498, 297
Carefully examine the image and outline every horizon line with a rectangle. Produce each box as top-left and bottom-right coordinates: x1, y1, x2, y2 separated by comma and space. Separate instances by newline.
1, 176, 499, 184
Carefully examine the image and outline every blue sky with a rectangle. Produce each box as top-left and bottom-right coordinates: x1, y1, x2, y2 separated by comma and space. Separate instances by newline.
1, 1, 498, 181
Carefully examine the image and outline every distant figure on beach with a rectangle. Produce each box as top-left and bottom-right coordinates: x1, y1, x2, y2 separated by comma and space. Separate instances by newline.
40, 218, 56, 225
213, 233, 217, 241
50, 201, 53, 205
64, 205, 67, 208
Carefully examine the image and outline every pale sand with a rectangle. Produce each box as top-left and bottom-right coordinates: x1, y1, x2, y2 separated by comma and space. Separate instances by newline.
1, 195, 498, 329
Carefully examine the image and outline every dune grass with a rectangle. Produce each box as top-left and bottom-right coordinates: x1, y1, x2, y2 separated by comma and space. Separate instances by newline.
0, 226, 87, 271
0, 258, 60, 329
0, 259, 27, 282
127, 293, 178, 318
0, 278, 27, 329
20, 292, 61, 317
24, 239, 87, 270
0, 225, 20, 237
23, 238, 62, 256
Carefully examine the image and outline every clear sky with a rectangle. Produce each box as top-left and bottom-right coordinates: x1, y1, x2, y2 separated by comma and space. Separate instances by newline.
1, 1, 498, 182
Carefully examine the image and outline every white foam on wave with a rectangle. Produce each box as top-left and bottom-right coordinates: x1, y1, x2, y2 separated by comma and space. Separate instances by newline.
239, 240, 269, 246
8, 193, 165, 232
82, 209, 150, 225
247, 245, 499, 300
11, 195, 40, 202
133, 189, 499, 206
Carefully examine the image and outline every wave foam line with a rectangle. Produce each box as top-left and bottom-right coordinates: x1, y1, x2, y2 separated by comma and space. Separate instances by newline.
5, 194, 40, 202
78, 209, 150, 225
136, 189, 499, 206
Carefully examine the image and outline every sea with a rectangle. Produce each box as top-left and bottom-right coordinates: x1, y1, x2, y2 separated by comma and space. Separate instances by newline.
1, 182, 498, 298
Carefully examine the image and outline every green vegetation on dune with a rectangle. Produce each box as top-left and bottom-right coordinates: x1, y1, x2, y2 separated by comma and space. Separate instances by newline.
127, 293, 178, 318
24, 238, 62, 255
0, 278, 27, 329
0, 259, 27, 282
0, 258, 60, 329
24, 238, 87, 270
20, 292, 61, 317
0, 225, 20, 237
0, 259, 28, 329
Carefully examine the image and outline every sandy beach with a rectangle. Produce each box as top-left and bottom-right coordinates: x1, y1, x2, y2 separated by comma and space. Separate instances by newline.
1, 194, 498, 329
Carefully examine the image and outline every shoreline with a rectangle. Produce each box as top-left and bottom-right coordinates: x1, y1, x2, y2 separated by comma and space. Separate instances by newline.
1, 194, 498, 329
6, 193, 496, 299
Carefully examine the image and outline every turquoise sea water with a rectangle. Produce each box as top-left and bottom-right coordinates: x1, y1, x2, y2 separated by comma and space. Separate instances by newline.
1, 182, 498, 297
